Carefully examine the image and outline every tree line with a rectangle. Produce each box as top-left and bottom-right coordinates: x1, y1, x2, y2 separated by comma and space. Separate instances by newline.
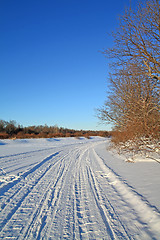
0, 120, 110, 139
98, 0, 160, 151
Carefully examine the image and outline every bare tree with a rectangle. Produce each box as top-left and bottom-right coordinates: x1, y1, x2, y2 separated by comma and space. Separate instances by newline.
98, 64, 160, 136
98, 0, 160, 144
104, 0, 160, 83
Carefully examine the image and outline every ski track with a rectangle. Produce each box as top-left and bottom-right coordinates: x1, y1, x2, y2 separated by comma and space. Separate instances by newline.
0, 139, 160, 239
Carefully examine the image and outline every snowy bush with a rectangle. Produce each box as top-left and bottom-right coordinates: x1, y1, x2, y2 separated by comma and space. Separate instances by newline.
110, 136, 160, 163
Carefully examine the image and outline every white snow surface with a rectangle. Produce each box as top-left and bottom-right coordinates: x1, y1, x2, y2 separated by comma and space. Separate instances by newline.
0, 137, 160, 239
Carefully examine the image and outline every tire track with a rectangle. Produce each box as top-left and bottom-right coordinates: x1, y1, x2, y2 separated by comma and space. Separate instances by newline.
0, 146, 58, 160
72, 146, 114, 239
72, 147, 90, 240
87, 165, 130, 240
0, 144, 88, 239
42, 144, 95, 239
20, 152, 70, 240
0, 150, 69, 237
34, 146, 82, 239
0, 150, 60, 198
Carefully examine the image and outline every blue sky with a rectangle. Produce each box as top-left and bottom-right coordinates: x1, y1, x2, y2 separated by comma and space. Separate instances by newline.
0, 0, 139, 130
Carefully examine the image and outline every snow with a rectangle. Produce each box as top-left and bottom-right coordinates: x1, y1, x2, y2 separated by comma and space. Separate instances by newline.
0, 137, 160, 239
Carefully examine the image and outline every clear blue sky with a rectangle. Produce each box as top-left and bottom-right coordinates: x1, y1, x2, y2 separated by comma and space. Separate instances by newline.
0, 0, 139, 130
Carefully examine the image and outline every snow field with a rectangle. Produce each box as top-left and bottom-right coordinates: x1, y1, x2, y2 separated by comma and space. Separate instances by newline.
0, 137, 160, 239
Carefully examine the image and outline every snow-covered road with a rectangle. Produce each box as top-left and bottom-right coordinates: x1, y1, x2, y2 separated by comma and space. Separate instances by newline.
0, 137, 160, 239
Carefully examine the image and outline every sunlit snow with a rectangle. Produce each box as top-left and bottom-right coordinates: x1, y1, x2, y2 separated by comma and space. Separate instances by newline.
0, 137, 160, 239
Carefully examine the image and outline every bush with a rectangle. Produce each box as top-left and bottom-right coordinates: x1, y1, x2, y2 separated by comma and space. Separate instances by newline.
0, 132, 9, 139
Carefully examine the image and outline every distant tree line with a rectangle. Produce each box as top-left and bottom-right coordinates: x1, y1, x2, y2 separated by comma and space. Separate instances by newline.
0, 120, 110, 139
